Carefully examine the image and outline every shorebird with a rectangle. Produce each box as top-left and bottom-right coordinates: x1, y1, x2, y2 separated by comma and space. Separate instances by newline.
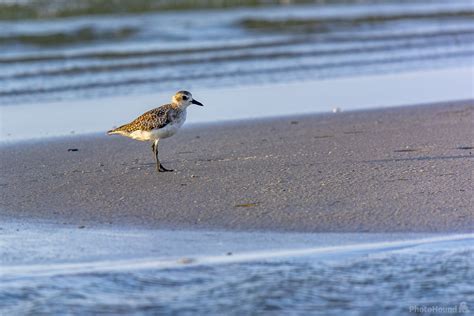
107, 91, 203, 173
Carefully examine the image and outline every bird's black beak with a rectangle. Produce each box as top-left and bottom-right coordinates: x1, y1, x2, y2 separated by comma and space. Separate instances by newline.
191, 99, 204, 106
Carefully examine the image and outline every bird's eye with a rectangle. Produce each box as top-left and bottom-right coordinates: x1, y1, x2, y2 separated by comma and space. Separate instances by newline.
182, 96, 188, 100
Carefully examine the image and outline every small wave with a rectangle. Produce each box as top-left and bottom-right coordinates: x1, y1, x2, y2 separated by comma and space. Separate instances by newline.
1, 27, 472, 64
1, 48, 472, 98
0, 0, 302, 20
2, 32, 472, 79
241, 9, 474, 32
0, 26, 138, 46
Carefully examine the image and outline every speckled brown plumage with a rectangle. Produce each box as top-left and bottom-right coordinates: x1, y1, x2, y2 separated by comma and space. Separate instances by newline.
108, 104, 183, 134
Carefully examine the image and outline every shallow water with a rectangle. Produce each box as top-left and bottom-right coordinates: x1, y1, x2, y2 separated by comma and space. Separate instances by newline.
4, 250, 473, 315
1, 223, 473, 315
0, 0, 472, 105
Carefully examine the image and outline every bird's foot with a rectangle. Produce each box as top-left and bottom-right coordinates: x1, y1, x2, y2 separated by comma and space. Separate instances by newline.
158, 164, 174, 172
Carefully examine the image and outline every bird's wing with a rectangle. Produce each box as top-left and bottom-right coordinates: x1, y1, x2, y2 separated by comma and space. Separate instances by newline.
112, 104, 173, 133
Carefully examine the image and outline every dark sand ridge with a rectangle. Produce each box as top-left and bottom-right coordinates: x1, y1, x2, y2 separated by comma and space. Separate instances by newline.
1, 101, 473, 232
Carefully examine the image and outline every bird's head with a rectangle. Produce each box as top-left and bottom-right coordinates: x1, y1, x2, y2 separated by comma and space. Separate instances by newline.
172, 91, 204, 108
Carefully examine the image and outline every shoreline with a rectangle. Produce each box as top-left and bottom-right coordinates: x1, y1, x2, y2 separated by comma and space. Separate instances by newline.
1, 219, 472, 273
2, 67, 472, 143
0, 97, 472, 147
1, 100, 473, 232
2, 218, 472, 270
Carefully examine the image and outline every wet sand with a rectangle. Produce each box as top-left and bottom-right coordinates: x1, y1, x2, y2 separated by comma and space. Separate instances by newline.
0, 100, 473, 232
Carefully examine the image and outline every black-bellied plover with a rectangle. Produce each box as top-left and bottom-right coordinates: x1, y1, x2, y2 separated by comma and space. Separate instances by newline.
107, 91, 204, 173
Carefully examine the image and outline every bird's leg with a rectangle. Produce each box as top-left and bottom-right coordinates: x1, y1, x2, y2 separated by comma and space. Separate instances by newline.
153, 140, 173, 173
152, 140, 160, 172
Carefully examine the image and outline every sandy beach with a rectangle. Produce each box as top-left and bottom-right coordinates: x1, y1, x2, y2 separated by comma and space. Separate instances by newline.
1, 100, 472, 232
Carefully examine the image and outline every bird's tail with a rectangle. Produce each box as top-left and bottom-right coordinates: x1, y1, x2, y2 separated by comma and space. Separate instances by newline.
107, 124, 128, 135
107, 128, 124, 135
108, 122, 134, 136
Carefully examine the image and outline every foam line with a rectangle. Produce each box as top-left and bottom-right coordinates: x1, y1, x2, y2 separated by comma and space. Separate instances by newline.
1, 234, 472, 280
